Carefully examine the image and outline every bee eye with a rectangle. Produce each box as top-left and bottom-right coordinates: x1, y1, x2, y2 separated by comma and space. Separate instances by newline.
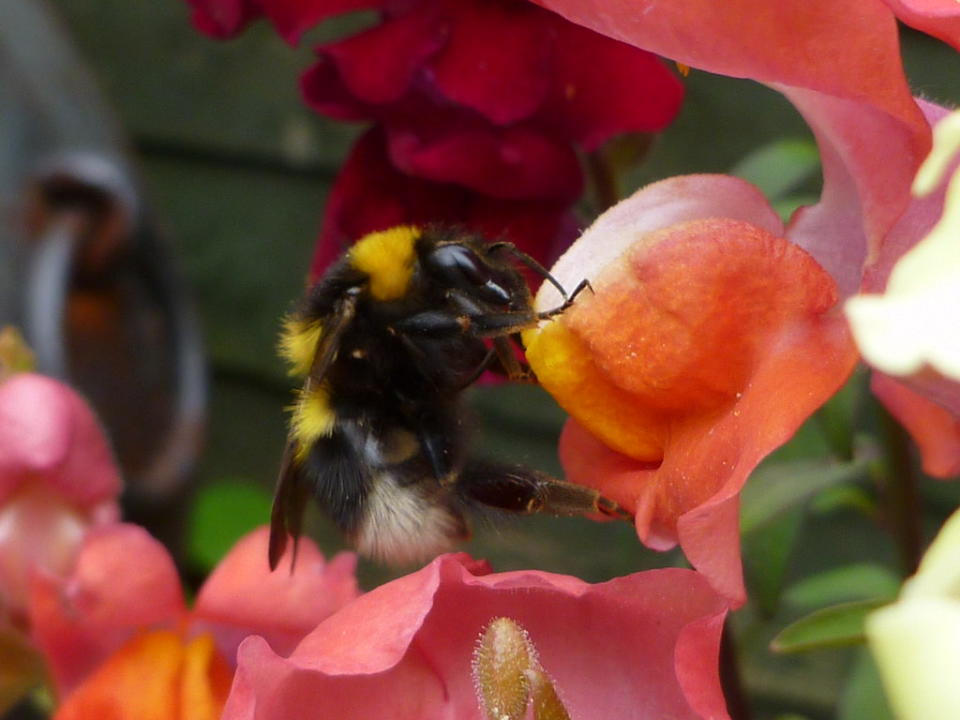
428, 244, 512, 304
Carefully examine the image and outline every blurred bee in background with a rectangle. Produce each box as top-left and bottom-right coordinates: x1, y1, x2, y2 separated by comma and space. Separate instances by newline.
269, 226, 629, 569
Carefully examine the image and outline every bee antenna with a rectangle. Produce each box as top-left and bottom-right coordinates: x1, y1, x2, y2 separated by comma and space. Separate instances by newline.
487, 242, 569, 299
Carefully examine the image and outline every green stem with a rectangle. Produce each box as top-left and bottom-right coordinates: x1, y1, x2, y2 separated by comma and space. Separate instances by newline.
585, 149, 620, 214
720, 623, 753, 720
876, 405, 923, 576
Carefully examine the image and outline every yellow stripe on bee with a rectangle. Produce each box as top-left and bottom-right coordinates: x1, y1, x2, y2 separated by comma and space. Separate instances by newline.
348, 226, 421, 301
278, 316, 323, 377
291, 385, 335, 462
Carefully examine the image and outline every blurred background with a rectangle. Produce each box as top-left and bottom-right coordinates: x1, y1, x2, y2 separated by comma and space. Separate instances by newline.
3, 1, 960, 718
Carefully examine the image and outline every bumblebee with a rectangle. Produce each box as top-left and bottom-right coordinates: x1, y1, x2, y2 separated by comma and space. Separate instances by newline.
269, 225, 627, 569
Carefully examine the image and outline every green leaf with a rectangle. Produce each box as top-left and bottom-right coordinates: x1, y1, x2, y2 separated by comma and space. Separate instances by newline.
815, 370, 869, 461
810, 484, 877, 517
743, 508, 804, 616
741, 459, 868, 535
784, 564, 901, 609
771, 194, 819, 222
771, 599, 889, 654
838, 649, 895, 720
187, 478, 274, 571
729, 138, 821, 200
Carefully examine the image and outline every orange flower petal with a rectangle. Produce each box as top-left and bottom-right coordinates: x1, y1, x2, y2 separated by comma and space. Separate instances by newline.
53, 630, 231, 720
531, 218, 840, 460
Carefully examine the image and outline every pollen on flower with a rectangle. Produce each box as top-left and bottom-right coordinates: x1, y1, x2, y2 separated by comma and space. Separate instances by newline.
472, 617, 572, 720
473, 617, 534, 720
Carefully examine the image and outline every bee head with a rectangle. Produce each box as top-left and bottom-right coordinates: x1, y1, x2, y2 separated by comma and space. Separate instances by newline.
420, 240, 517, 306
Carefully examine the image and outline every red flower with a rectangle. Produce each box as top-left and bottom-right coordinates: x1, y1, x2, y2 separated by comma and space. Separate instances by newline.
306, 0, 682, 150
310, 129, 579, 282
184, 0, 684, 278
221, 553, 730, 720
506, 0, 960, 602
186, 0, 381, 44
302, 0, 681, 273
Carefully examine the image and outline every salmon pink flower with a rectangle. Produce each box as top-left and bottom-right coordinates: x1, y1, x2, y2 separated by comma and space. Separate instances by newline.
29, 525, 358, 707
505, 0, 960, 600
846, 108, 960, 477
0, 373, 121, 627
221, 553, 730, 720
524, 175, 859, 605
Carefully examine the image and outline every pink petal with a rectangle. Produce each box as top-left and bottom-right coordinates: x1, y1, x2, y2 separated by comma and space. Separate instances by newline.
0, 487, 87, 621
29, 524, 186, 696
534, 0, 930, 294
538, 174, 784, 310
222, 554, 729, 720
882, 0, 960, 51
0, 374, 121, 508
872, 373, 960, 478
192, 527, 360, 662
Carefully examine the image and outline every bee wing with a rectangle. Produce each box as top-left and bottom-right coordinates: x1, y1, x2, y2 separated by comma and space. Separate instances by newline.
268, 440, 310, 571
270, 291, 359, 571
306, 290, 358, 385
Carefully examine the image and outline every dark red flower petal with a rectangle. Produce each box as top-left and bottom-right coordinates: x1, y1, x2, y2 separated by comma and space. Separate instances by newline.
261, 0, 387, 44
543, 20, 685, 150
386, 122, 583, 200
311, 129, 577, 283
187, 0, 260, 38
321, 11, 444, 105
431, 0, 552, 126
301, 59, 374, 121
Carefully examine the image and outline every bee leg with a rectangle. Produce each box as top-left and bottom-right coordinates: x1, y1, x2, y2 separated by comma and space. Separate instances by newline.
415, 411, 463, 485
491, 336, 536, 383
456, 460, 633, 522
535, 279, 593, 320
456, 345, 497, 388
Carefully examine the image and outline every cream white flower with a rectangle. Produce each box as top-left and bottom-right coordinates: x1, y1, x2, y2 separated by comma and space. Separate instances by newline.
845, 110, 960, 382
867, 508, 960, 720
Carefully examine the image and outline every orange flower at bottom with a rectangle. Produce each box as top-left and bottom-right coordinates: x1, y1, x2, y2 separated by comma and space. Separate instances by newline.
525, 176, 860, 604
54, 631, 232, 720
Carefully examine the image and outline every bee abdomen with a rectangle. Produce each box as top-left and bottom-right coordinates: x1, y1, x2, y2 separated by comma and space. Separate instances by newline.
351, 472, 469, 566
